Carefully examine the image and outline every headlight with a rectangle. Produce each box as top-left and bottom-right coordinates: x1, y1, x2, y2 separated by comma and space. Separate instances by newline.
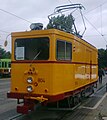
27, 77, 33, 83
27, 86, 33, 92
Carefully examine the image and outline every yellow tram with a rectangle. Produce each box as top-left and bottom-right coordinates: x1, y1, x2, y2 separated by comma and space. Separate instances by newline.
7, 28, 98, 114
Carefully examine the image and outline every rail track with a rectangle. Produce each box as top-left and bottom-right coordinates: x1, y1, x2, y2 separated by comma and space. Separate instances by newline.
8, 114, 23, 120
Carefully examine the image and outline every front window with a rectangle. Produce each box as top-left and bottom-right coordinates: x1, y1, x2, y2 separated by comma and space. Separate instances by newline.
15, 37, 49, 60
57, 40, 72, 60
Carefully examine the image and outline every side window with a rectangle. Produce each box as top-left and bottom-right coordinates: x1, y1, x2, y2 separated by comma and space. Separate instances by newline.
66, 42, 72, 60
5, 62, 7, 68
57, 41, 65, 60
0, 62, 1, 68
2, 62, 4, 68
8, 62, 11, 68
57, 40, 72, 60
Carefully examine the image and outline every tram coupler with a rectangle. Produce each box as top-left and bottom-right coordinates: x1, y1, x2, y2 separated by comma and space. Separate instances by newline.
17, 99, 35, 114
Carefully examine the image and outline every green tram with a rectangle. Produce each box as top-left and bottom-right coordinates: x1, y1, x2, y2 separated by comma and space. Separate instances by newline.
0, 59, 11, 78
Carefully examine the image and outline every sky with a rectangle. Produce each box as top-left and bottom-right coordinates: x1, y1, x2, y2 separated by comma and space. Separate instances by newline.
0, 0, 107, 51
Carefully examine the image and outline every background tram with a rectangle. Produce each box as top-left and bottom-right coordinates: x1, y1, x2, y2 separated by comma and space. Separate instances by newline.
0, 59, 11, 78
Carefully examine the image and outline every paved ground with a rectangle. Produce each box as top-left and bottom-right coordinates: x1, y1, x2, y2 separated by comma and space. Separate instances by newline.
0, 78, 17, 120
0, 76, 107, 120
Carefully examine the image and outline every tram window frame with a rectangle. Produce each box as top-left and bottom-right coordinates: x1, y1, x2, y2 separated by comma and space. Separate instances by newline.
56, 40, 72, 61
8, 62, 11, 68
5, 62, 7, 68
0, 62, 1, 68
14, 37, 50, 61
2, 62, 4, 68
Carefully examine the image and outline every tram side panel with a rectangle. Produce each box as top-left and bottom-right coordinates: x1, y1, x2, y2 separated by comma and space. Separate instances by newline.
51, 32, 98, 95
52, 36, 98, 96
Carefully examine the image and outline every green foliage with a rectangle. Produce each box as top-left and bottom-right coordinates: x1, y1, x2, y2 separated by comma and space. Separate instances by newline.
47, 14, 74, 33
98, 48, 107, 69
0, 47, 11, 59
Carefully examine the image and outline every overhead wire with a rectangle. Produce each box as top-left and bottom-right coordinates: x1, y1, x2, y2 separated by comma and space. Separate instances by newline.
0, 8, 32, 24
84, 34, 107, 37
0, 8, 32, 33
0, 1, 106, 36
68, 0, 72, 4
58, 2, 106, 39
0, 29, 9, 33
83, 16, 107, 43
73, 1, 107, 44
100, 5, 103, 34
83, 1, 107, 16
84, 2, 107, 44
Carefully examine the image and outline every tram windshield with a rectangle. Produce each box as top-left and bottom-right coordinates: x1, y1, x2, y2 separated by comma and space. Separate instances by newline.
15, 37, 49, 60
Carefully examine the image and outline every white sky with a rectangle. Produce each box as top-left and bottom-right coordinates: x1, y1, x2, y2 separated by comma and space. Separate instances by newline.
0, 0, 107, 51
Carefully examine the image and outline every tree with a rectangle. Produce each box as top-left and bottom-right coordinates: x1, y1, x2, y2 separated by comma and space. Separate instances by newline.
98, 48, 107, 69
0, 47, 11, 59
47, 14, 74, 33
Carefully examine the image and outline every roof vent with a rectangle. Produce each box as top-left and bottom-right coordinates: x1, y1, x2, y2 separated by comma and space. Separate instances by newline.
30, 23, 43, 30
